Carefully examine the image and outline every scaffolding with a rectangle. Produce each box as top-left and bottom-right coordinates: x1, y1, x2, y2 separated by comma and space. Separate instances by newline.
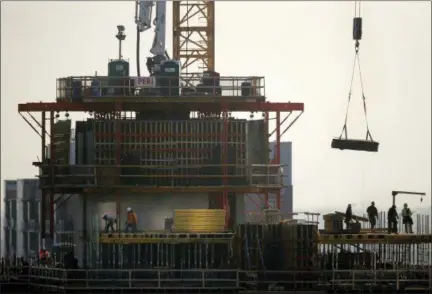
18, 74, 304, 262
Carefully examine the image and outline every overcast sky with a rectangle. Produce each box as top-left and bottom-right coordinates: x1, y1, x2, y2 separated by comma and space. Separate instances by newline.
1, 1, 431, 213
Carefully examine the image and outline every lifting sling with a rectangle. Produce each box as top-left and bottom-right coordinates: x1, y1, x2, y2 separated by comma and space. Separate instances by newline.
332, 1, 379, 152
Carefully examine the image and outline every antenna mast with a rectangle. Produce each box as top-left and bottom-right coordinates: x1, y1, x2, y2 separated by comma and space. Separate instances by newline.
116, 25, 126, 59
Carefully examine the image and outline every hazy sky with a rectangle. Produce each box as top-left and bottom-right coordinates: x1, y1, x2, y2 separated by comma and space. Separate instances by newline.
1, 1, 431, 213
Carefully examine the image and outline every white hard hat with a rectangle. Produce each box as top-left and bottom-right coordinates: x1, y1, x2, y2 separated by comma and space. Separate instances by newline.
127, 207, 132, 212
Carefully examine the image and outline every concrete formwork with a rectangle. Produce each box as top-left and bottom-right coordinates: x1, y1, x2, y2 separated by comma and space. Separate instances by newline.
54, 193, 246, 265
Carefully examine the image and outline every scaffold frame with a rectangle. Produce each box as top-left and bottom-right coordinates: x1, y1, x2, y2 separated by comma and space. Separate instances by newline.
18, 96, 304, 244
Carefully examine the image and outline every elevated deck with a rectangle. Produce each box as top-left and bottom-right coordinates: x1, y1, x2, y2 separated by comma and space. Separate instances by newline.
319, 233, 432, 245
98, 232, 234, 244
56, 75, 267, 103
6, 268, 431, 292
36, 164, 284, 193
19, 75, 304, 113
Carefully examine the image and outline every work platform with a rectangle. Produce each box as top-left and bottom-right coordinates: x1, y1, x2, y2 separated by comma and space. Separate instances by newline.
18, 100, 304, 113
98, 232, 234, 244
37, 163, 284, 192
318, 233, 432, 244
43, 185, 283, 194
17, 75, 305, 113
7, 267, 432, 293
56, 75, 268, 101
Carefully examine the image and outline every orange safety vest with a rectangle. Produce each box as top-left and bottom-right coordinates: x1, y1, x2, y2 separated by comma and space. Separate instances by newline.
127, 212, 138, 224
39, 250, 48, 259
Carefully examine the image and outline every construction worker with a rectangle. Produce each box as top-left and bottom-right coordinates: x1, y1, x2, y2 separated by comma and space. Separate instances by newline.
125, 207, 138, 233
366, 201, 378, 230
102, 213, 117, 233
387, 205, 398, 234
401, 203, 414, 233
344, 204, 353, 229
39, 248, 49, 266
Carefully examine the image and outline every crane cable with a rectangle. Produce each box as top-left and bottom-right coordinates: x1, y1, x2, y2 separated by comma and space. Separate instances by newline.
339, 0, 374, 142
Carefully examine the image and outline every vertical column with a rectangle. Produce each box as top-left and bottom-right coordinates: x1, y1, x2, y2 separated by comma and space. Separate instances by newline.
264, 111, 269, 207
115, 102, 122, 228
50, 111, 56, 237
275, 111, 281, 210
221, 101, 230, 228
82, 194, 87, 267
41, 111, 46, 244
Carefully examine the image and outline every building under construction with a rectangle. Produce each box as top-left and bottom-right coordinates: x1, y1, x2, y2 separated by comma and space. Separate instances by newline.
8, 0, 432, 292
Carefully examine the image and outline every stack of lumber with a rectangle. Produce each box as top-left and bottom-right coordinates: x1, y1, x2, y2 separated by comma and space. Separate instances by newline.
173, 209, 226, 233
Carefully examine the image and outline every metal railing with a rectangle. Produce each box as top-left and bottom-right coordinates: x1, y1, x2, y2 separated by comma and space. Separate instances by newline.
247, 211, 321, 225
2, 267, 431, 291
56, 75, 265, 101
37, 163, 284, 189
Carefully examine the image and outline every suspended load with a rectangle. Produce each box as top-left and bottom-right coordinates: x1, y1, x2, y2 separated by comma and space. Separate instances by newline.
332, 2, 379, 152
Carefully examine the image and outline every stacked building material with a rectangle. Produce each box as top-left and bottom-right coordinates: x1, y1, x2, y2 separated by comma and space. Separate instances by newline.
263, 208, 282, 224
323, 213, 344, 233
281, 224, 318, 270
173, 209, 226, 232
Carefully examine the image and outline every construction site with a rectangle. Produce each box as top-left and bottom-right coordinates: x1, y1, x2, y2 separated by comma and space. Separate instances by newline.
3, 0, 432, 293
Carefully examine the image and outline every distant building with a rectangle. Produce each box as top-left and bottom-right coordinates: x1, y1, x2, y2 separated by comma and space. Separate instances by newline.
2, 178, 42, 258
245, 141, 293, 216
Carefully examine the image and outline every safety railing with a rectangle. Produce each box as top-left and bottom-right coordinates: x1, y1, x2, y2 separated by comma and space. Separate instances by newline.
247, 211, 321, 225
56, 75, 265, 101
36, 163, 284, 189
3, 267, 431, 291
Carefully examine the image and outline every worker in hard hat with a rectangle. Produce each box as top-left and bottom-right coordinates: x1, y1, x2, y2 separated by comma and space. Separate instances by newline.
125, 207, 138, 233
366, 201, 378, 230
344, 204, 353, 230
387, 205, 398, 234
38, 248, 50, 266
401, 203, 414, 233
102, 213, 117, 233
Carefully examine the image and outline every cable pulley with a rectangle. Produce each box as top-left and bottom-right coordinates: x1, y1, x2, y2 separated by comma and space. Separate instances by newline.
332, 1, 379, 153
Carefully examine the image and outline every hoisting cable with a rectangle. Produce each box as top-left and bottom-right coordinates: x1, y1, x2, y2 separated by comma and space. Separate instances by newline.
338, 0, 374, 142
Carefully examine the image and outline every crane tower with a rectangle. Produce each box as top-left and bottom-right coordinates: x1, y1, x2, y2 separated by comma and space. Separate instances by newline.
173, 1, 215, 85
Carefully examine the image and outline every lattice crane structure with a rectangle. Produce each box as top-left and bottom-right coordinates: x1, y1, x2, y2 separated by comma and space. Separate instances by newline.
173, 1, 215, 85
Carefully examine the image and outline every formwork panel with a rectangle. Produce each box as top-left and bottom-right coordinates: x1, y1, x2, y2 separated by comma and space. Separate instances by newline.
51, 120, 72, 165
79, 119, 259, 186
55, 193, 211, 266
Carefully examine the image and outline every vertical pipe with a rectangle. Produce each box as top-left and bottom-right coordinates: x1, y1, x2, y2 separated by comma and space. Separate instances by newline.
41, 111, 46, 241
275, 111, 281, 209
49, 111, 55, 237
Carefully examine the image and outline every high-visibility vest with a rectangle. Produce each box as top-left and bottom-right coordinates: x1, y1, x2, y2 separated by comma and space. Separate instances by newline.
39, 250, 48, 259
127, 212, 138, 224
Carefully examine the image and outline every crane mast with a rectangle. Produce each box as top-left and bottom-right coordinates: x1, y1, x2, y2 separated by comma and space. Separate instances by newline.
136, 0, 215, 85
173, 1, 215, 85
